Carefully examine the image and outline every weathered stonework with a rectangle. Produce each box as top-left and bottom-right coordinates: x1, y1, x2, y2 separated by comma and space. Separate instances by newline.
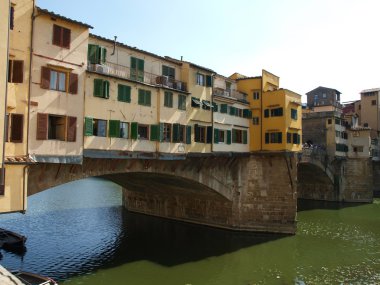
373, 161, 380, 197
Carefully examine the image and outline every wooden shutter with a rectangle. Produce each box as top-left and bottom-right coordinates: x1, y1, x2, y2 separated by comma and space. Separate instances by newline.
10, 114, 23, 143
101, 47, 107, 63
186, 126, 191, 144
103, 81, 110, 99
150, 125, 159, 141
93, 79, 103, 97
206, 75, 212, 87
52, 24, 61, 46
41, 66, 51, 89
243, 130, 248, 144
69, 73, 78, 94
227, 130, 232, 145
87, 44, 99, 64
62, 27, 71, 48
36, 113, 48, 140
130, 122, 138, 139
84, 117, 93, 136
10, 6, 14, 30
220, 104, 227, 113
172, 123, 180, 142
206, 126, 212, 144
214, 128, 219, 144
194, 124, 200, 142
109, 120, 120, 138
12, 61, 24, 83
66, 116, 77, 142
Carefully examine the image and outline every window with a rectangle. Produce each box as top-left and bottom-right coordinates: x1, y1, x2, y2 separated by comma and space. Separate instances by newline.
364, 123, 369, 127
172, 124, 186, 143
118, 84, 131, 103
131, 57, 144, 82
252, 117, 260, 125
372, 100, 377, 106
93, 119, 107, 137
87, 44, 107, 64
336, 143, 348, 152
264, 109, 269, 118
220, 104, 228, 113
138, 124, 149, 139
335, 118, 340, 125
194, 124, 206, 143
37, 113, 76, 141
226, 82, 231, 91
138, 89, 151, 106
48, 115, 66, 140
8, 60, 23, 83
162, 123, 172, 142
10, 114, 23, 143
291, 109, 297, 120
10, 6, 14, 30
265, 132, 282, 144
41, 67, 78, 94
292, 133, 300, 144
164, 91, 173, 108
196, 73, 205, 86
335, 131, 340, 138
162, 65, 175, 79
243, 109, 252, 119
202, 100, 212, 110
232, 129, 248, 144
191, 97, 201, 108
287, 133, 292, 143
270, 108, 283, 117
120, 122, 129, 139
93, 78, 110, 99
52, 24, 71, 49
253, 91, 260, 100
178, 94, 186, 110
322, 93, 327, 98
108, 120, 128, 139
327, 118, 332, 124
214, 129, 225, 143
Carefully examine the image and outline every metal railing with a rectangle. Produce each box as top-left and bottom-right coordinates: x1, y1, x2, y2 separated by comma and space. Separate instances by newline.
213, 88, 248, 102
87, 63, 187, 92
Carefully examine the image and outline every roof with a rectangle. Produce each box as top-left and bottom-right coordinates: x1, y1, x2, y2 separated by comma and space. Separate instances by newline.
360, 87, 380, 94
36, 7, 93, 29
306, 86, 341, 95
165, 56, 215, 73
235, 76, 262, 81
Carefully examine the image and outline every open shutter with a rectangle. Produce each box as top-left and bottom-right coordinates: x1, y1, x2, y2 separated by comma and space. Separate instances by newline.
214, 128, 219, 144
172, 123, 180, 142
41, 66, 50, 89
131, 122, 138, 139
243, 130, 248, 144
227, 130, 231, 145
206, 75, 212, 87
84, 117, 93, 136
66, 116, 77, 142
88, 44, 99, 64
69, 73, 78, 94
10, 114, 23, 143
194, 124, 199, 142
36, 113, 48, 140
103, 81, 110, 99
94, 79, 103, 97
101, 47, 107, 63
186, 126, 191, 144
109, 120, 120, 138
206, 126, 213, 144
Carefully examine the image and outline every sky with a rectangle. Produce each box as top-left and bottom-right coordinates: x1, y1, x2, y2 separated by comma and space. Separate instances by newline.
37, 0, 380, 102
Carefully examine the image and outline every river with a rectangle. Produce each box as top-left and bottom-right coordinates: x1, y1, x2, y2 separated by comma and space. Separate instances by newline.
0, 177, 379, 284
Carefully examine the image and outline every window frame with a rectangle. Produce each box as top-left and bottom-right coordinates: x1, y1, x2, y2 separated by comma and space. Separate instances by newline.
178, 94, 186, 110
93, 119, 107, 137
164, 91, 173, 108
138, 89, 151, 106
196, 73, 205, 86
138, 124, 149, 140
52, 24, 71, 49
291, 108, 298, 120
8, 60, 24, 83
162, 123, 172, 142
252, 117, 260, 125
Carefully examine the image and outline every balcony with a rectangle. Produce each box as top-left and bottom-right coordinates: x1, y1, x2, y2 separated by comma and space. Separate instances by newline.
87, 62, 187, 92
213, 87, 248, 103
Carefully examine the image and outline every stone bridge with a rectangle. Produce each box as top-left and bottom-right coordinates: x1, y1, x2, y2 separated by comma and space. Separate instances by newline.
27, 153, 298, 234
297, 148, 373, 202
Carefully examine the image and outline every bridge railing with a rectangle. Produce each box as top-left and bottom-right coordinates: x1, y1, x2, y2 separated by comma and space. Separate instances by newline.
300, 147, 333, 174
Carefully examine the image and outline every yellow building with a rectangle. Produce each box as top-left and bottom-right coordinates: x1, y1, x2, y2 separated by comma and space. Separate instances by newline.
1, 0, 34, 213
359, 88, 380, 138
234, 70, 302, 152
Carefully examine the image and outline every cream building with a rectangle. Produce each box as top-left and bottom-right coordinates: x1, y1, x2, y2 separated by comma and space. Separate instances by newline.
359, 88, 380, 138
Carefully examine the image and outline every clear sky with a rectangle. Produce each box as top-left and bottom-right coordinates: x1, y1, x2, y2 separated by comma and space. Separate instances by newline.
37, 0, 380, 102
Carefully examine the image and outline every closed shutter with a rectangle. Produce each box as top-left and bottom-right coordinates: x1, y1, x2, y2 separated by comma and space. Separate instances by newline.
84, 117, 93, 136
221, 104, 228, 113
137, 59, 144, 71
172, 123, 180, 142
109, 120, 120, 138
146, 90, 151, 106
69, 73, 78, 94
194, 124, 199, 142
52, 25, 61, 46
118, 85, 131, 102
229, 106, 235, 115
41, 66, 50, 89
206, 126, 212, 144
138, 89, 144, 105
206, 75, 212, 87
12, 61, 23, 83
66, 116, 77, 142
264, 109, 269, 118
232, 129, 236, 143
10, 114, 23, 143
36, 113, 48, 140
214, 128, 219, 144
130, 122, 138, 139
94, 79, 103, 97
227, 130, 231, 145
103, 81, 110, 99
62, 27, 71, 48
150, 124, 159, 141
243, 130, 248, 144
186, 126, 191, 144
101, 47, 107, 63
87, 44, 99, 64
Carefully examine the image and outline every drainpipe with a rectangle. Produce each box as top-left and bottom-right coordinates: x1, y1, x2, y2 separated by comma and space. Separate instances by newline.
1, 0, 11, 191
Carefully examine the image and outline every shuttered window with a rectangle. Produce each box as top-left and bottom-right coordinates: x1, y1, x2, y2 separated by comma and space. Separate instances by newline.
131, 57, 144, 82
206, 126, 213, 144
84, 117, 93, 136
226, 130, 232, 145
162, 65, 175, 79
196, 73, 205, 86
186, 126, 191, 144
162, 123, 172, 142
66, 116, 77, 142
206, 75, 213, 87
109, 120, 121, 138
178, 94, 186, 110
8, 60, 24, 83
52, 24, 71, 49
138, 125, 149, 139
48, 115, 66, 140
93, 79, 110, 99
10, 114, 23, 143
69, 73, 78, 94
164, 91, 173, 108
138, 89, 151, 106
93, 119, 107, 137
120, 122, 128, 139
194, 124, 206, 143
150, 125, 160, 141
40, 66, 78, 94
118, 84, 131, 102
87, 44, 107, 64
36, 113, 48, 140
220, 104, 228, 113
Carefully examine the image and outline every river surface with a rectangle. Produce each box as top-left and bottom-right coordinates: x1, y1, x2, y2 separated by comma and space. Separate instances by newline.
0, 177, 379, 285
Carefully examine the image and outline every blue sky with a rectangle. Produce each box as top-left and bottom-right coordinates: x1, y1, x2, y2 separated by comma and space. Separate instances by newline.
37, 0, 380, 102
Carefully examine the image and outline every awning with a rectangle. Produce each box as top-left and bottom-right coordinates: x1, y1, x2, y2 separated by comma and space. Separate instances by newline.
202, 100, 212, 108
192, 98, 201, 105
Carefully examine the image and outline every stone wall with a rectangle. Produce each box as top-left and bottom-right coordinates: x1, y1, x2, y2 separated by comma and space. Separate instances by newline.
373, 161, 380, 198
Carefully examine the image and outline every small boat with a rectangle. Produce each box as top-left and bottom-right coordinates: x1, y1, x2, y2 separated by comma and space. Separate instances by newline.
0, 228, 27, 251
10, 270, 58, 285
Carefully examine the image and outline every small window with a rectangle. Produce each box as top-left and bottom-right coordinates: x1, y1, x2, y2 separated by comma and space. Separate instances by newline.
163, 123, 172, 142
178, 94, 186, 110
364, 123, 369, 127
264, 109, 269, 118
52, 24, 71, 49
322, 93, 327, 98
138, 124, 149, 139
194, 125, 206, 143
40, 67, 78, 94
291, 109, 297, 120
253, 91, 260, 100
372, 100, 376, 106
131, 57, 144, 82
8, 60, 24, 83
10, 114, 23, 143
164, 91, 173, 108
118, 84, 131, 103
48, 115, 66, 140
191, 97, 201, 108
202, 100, 212, 110
328, 118, 332, 124
50, 70, 66, 91
120, 122, 129, 138
226, 82, 232, 91
138, 89, 151, 106
162, 65, 175, 79
93, 79, 110, 99
232, 129, 243, 144
335, 118, 340, 125
266, 132, 282, 144
270, 108, 283, 117
216, 129, 225, 143
93, 119, 107, 137
287, 133, 291, 143
10, 6, 14, 30
172, 124, 186, 143
252, 117, 260, 125
196, 73, 205, 86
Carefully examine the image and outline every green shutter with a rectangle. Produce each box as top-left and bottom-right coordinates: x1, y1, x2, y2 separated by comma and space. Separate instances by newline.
103, 80, 110, 99
101, 47, 107, 63
138, 89, 144, 105
206, 126, 213, 144
150, 125, 159, 141
214, 128, 219, 144
194, 124, 199, 142
206, 75, 212, 87
94, 79, 103, 97
146, 90, 151, 106
243, 109, 249, 118
227, 130, 232, 145
173, 123, 180, 142
186, 125, 191, 144
109, 120, 120, 137
131, 57, 137, 68
138, 59, 144, 71
229, 106, 235, 115
131, 122, 138, 139
212, 103, 218, 112
221, 104, 228, 113
162, 65, 168, 76
88, 44, 99, 64
243, 130, 248, 144
84, 117, 93, 136
118, 84, 131, 102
